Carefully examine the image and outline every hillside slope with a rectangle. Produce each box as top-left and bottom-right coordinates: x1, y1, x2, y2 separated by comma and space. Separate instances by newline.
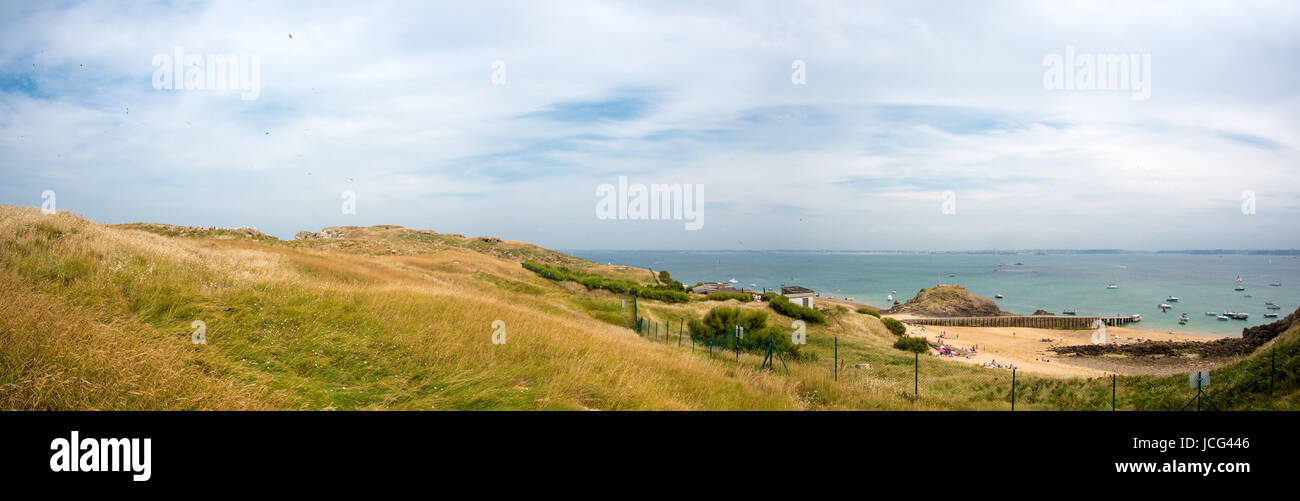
0, 207, 858, 410
3, 206, 1296, 411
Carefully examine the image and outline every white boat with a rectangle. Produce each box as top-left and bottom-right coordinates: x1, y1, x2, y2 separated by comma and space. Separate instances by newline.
1159, 303, 1172, 310
1205, 311, 1217, 316
1233, 312, 1249, 320
1267, 305, 1282, 310
1270, 281, 1282, 287
1165, 296, 1180, 302
994, 293, 1004, 299
1265, 300, 1277, 305
1062, 309, 1076, 315
1235, 285, 1245, 291
1217, 315, 1230, 321
1265, 313, 1279, 318
1129, 314, 1142, 322
728, 279, 738, 283
1106, 283, 1119, 289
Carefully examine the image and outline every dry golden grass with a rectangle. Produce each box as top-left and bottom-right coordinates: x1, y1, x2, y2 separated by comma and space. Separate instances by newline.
11, 205, 1275, 410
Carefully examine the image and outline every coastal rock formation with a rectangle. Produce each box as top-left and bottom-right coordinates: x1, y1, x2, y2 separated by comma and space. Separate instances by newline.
1053, 306, 1299, 359
116, 222, 271, 240
885, 284, 1007, 317
1032, 309, 1054, 316
294, 228, 349, 240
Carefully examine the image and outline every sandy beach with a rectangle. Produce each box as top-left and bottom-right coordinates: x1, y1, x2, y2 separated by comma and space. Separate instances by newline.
887, 313, 1233, 377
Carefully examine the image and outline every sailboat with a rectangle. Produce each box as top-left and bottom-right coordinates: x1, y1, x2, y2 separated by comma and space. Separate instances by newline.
1234, 274, 1245, 291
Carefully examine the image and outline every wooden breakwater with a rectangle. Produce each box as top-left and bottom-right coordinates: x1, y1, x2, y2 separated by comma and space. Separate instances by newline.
902, 315, 1135, 329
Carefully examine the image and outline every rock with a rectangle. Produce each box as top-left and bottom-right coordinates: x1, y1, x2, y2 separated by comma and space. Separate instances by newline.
294, 228, 348, 240
1032, 309, 1054, 316
854, 363, 871, 369
885, 284, 1008, 317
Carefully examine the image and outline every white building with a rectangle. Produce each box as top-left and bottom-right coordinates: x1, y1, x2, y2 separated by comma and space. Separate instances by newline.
781, 286, 815, 308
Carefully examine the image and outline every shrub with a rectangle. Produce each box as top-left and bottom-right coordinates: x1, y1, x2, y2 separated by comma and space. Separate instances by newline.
522, 262, 688, 303
688, 307, 803, 360
767, 295, 826, 324
704, 291, 752, 302
856, 307, 880, 317
881, 317, 906, 336
893, 335, 930, 353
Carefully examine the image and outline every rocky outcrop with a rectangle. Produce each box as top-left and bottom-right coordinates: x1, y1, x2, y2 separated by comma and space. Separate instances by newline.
294, 228, 349, 240
885, 284, 1007, 317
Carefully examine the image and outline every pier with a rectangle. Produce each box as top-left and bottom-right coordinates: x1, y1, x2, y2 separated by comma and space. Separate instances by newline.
902, 315, 1136, 330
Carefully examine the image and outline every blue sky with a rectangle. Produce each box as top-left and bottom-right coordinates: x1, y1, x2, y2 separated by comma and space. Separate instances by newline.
1, 0, 1298, 250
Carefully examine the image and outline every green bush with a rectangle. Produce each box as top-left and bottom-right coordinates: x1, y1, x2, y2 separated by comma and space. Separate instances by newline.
893, 335, 929, 353
767, 295, 825, 324
856, 307, 880, 317
881, 317, 906, 336
688, 307, 803, 360
522, 262, 687, 303
704, 291, 752, 302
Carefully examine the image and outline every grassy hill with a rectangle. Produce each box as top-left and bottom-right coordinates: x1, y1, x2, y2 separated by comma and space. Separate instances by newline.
2, 205, 1297, 410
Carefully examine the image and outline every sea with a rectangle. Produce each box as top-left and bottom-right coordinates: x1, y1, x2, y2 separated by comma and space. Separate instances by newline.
565, 251, 1300, 337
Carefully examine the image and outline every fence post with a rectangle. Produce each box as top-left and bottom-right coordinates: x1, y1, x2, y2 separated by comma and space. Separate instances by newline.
678, 322, 683, 347
1112, 374, 1117, 411
834, 337, 838, 381
914, 352, 919, 399
1011, 368, 1016, 411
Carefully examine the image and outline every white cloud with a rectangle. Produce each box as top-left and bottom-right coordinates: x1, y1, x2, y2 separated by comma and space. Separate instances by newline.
0, 0, 1297, 250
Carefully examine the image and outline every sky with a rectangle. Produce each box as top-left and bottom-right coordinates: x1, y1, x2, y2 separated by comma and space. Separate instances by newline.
1, 0, 1298, 251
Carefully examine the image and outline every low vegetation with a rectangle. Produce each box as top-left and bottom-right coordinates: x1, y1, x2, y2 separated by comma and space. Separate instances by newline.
881, 317, 907, 336
856, 306, 880, 317
523, 261, 688, 303
687, 307, 803, 360
703, 291, 753, 302
893, 335, 930, 353
762, 293, 826, 324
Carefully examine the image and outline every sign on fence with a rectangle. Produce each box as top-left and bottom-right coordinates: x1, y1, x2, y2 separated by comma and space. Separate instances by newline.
1189, 371, 1210, 389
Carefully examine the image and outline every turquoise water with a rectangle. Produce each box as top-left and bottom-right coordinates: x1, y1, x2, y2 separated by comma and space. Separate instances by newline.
566, 251, 1300, 337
